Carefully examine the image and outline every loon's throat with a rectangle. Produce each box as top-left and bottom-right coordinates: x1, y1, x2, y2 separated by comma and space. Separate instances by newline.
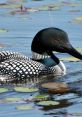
32, 51, 57, 67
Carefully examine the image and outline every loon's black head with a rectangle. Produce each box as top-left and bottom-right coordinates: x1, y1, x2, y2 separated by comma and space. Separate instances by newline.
31, 27, 82, 63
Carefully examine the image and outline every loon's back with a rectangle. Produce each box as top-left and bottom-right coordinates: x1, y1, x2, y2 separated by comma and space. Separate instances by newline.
0, 51, 60, 83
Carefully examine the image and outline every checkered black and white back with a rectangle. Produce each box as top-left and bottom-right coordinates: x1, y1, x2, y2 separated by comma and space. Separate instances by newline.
0, 51, 53, 83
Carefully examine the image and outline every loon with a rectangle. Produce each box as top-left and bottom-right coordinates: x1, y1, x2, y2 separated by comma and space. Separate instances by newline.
0, 27, 82, 83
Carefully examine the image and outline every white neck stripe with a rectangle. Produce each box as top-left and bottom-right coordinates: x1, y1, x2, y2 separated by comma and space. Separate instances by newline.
32, 51, 50, 60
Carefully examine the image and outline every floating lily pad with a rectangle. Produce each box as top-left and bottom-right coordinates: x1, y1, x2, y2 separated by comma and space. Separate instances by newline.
76, 47, 82, 52
0, 29, 8, 32
4, 97, 22, 103
68, 3, 82, 7
37, 100, 59, 106
0, 4, 20, 9
33, 94, 50, 101
68, 10, 80, 13
34, 94, 49, 99
7, 0, 26, 3
16, 105, 34, 110
74, 17, 82, 23
14, 87, 39, 93
38, 4, 60, 11
41, 82, 69, 94
26, 94, 50, 102
0, 88, 9, 93
60, 57, 80, 62
71, 112, 82, 116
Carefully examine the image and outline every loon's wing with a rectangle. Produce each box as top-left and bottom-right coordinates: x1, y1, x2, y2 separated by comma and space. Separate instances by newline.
0, 51, 52, 83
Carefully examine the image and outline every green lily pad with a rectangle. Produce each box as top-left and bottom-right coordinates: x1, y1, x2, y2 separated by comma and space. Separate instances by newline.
7, 0, 26, 3
0, 29, 8, 33
71, 112, 82, 116
37, 3, 61, 11
73, 17, 82, 23
35, 94, 49, 99
14, 87, 39, 93
0, 88, 9, 93
16, 105, 34, 110
4, 97, 22, 102
76, 47, 82, 52
38, 5, 60, 11
68, 10, 80, 13
68, 3, 82, 7
33, 94, 50, 101
0, 4, 20, 9
37, 100, 59, 106
60, 57, 80, 62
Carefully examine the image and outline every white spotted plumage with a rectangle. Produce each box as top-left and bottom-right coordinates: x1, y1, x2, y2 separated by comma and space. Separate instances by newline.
0, 51, 53, 83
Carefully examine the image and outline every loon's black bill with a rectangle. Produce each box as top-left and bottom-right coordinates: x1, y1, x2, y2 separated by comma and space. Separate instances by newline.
66, 46, 82, 60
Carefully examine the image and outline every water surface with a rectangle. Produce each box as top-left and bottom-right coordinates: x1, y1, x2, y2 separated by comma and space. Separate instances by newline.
0, 0, 82, 117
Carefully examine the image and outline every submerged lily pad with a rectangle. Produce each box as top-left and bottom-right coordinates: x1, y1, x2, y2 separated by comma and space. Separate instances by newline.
4, 97, 22, 103
60, 57, 80, 62
41, 82, 69, 94
37, 100, 59, 106
0, 43, 5, 48
0, 88, 9, 93
14, 87, 39, 93
16, 105, 34, 110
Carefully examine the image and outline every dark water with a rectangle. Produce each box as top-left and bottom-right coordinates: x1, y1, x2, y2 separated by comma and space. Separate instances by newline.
0, 0, 82, 117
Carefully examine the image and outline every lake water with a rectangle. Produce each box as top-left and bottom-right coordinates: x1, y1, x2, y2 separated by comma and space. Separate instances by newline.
0, 0, 82, 117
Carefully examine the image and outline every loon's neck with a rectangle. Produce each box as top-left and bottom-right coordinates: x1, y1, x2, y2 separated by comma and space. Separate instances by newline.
32, 51, 56, 66
32, 51, 66, 75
